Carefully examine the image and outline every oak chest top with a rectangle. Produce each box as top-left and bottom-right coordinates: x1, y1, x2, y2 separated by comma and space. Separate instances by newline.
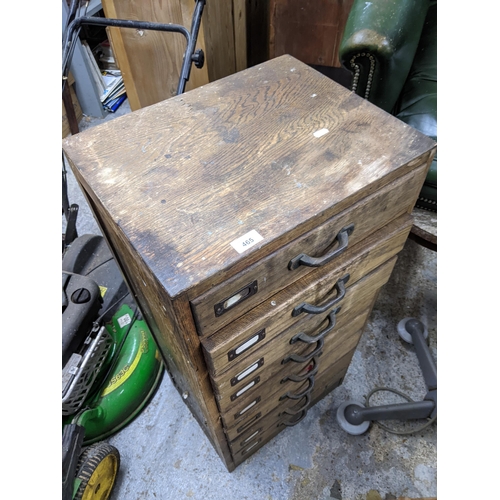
62, 55, 436, 298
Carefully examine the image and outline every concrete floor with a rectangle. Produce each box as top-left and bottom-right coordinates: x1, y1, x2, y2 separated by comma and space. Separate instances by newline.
63, 99, 437, 500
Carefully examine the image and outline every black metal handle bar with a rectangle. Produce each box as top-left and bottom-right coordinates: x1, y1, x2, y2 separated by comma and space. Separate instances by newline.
62, 0, 206, 95
292, 275, 349, 317
279, 394, 311, 417
280, 408, 308, 427
288, 224, 355, 270
279, 375, 315, 401
282, 338, 324, 364
290, 307, 340, 344
344, 400, 435, 425
280, 356, 320, 383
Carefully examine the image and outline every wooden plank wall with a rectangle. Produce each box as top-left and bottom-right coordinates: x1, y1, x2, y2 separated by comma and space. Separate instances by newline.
102, 0, 250, 111
269, 0, 354, 68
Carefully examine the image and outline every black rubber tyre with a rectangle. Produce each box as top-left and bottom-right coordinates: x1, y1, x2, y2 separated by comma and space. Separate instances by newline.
75, 442, 120, 500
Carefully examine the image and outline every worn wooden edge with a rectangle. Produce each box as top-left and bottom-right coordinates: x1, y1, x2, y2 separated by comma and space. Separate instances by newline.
189, 161, 429, 338
78, 178, 236, 472
178, 153, 432, 304
62, 55, 436, 299
200, 213, 413, 366
207, 255, 397, 396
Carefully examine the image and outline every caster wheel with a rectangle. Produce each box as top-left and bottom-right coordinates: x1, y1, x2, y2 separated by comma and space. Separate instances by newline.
336, 400, 370, 435
397, 317, 428, 344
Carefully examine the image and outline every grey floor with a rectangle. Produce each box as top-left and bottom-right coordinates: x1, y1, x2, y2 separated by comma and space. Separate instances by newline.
64, 99, 437, 500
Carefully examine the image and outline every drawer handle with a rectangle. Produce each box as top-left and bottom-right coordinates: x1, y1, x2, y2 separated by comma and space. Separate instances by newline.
280, 408, 308, 427
288, 224, 355, 271
279, 374, 315, 400
290, 308, 340, 345
282, 338, 324, 364
281, 357, 320, 383
280, 394, 311, 416
292, 275, 349, 317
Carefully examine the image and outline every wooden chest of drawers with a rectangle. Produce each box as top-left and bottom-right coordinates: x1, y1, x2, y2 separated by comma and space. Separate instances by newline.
62, 55, 436, 471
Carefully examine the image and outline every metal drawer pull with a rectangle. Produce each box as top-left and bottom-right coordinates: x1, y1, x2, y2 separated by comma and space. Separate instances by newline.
281, 357, 319, 383
290, 308, 340, 345
231, 358, 264, 386
288, 224, 354, 270
280, 408, 308, 427
280, 394, 311, 416
282, 338, 324, 364
292, 275, 349, 317
279, 375, 315, 400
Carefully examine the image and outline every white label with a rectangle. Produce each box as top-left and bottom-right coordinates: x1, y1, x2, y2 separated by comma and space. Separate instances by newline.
244, 441, 260, 453
313, 128, 329, 138
235, 380, 256, 397
236, 362, 260, 381
235, 334, 260, 355
230, 230, 264, 254
118, 313, 132, 328
238, 399, 258, 415
243, 430, 261, 444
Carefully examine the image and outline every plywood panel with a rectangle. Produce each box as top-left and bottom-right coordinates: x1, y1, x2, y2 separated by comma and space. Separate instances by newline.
102, 0, 248, 110
102, 0, 210, 110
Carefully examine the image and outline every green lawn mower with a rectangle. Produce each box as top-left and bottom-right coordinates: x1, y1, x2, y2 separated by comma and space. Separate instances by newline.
62, 234, 164, 500
62, 3, 207, 497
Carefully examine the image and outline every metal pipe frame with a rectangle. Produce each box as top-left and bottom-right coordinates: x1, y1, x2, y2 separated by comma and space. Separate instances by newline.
62, 0, 206, 95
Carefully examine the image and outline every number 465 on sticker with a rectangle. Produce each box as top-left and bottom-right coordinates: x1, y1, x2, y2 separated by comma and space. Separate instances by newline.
230, 230, 264, 254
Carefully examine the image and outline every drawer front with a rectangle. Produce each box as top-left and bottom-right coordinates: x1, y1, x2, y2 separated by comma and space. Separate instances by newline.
201, 214, 413, 377
228, 345, 356, 461
220, 308, 370, 436
210, 257, 396, 412
191, 165, 426, 337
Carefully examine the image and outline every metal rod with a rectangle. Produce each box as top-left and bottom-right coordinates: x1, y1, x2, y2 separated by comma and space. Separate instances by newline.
177, 0, 206, 94
344, 400, 435, 425
406, 319, 437, 391
62, 1, 206, 96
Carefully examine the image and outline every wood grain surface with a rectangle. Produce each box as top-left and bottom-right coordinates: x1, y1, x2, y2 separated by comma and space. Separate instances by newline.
62, 55, 436, 299
201, 214, 413, 376
229, 349, 353, 466
191, 163, 427, 336
209, 257, 396, 411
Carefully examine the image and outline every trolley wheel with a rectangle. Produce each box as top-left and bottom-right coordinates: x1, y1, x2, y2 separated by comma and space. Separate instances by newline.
397, 317, 428, 344
336, 400, 370, 435
75, 442, 120, 500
